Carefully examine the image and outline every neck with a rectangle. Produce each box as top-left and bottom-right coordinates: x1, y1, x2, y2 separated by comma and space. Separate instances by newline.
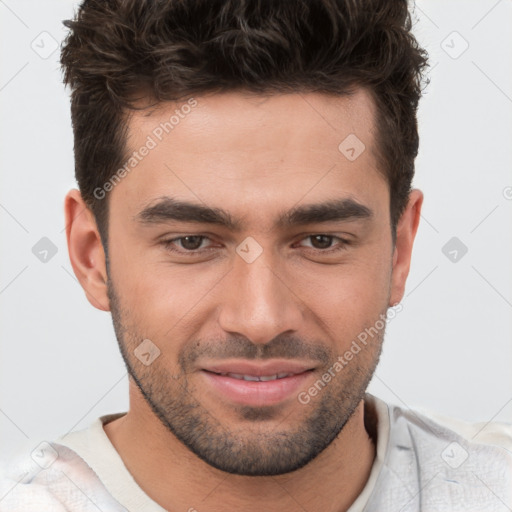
104, 386, 376, 512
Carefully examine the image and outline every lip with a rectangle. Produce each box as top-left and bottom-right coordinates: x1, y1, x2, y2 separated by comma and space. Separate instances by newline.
199, 359, 316, 407
202, 360, 315, 377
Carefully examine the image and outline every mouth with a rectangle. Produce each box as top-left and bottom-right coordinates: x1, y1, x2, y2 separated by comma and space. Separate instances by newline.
205, 371, 301, 382
199, 360, 316, 407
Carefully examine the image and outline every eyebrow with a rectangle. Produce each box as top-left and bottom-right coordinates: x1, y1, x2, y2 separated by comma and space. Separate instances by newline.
135, 196, 372, 230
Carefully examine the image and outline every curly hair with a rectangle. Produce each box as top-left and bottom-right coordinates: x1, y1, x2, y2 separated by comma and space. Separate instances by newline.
61, 0, 428, 246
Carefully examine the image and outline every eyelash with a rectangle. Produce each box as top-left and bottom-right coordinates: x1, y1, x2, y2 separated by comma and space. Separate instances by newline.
160, 234, 351, 256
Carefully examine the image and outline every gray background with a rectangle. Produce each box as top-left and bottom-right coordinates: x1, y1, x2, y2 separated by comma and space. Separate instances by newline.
1, 0, 511, 463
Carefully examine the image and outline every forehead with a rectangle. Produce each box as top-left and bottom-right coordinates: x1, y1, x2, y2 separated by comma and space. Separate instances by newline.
111, 89, 387, 227
130, 89, 376, 159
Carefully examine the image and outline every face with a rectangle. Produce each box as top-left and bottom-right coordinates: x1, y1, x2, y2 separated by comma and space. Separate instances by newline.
79, 90, 415, 476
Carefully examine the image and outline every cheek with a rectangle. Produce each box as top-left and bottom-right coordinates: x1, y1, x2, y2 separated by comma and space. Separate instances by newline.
299, 242, 392, 297
287, 251, 392, 333
111, 251, 229, 338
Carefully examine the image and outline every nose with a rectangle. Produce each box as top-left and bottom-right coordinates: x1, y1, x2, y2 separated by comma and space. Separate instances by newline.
217, 247, 304, 345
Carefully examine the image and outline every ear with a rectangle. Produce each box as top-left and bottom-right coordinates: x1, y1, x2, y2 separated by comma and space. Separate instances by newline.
64, 189, 110, 312
389, 189, 423, 306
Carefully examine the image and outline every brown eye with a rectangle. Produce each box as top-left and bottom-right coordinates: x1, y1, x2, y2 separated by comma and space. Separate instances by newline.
179, 236, 206, 250
295, 234, 350, 254
161, 235, 212, 254
309, 235, 335, 249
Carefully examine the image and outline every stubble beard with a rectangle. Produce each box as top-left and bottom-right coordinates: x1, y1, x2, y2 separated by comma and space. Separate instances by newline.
107, 279, 384, 476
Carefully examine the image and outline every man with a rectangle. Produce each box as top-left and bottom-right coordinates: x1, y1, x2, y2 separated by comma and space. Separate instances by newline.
1, 0, 511, 510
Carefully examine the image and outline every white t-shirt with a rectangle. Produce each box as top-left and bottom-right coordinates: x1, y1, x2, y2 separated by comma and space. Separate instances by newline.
1, 394, 511, 511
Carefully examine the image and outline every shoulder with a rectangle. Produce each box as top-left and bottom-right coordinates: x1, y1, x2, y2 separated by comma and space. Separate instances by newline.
417, 406, 512, 453
369, 393, 512, 454
364, 395, 512, 511
385, 398, 512, 466
0, 442, 127, 511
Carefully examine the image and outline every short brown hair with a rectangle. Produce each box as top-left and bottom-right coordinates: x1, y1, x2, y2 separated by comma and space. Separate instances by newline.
61, 0, 428, 247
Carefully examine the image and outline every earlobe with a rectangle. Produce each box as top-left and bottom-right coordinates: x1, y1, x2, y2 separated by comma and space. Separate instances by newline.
64, 189, 111, 312
389, 189, 423, 306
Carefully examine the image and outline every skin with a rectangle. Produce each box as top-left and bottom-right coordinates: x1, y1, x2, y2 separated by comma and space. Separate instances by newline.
65, 89, 422, 512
